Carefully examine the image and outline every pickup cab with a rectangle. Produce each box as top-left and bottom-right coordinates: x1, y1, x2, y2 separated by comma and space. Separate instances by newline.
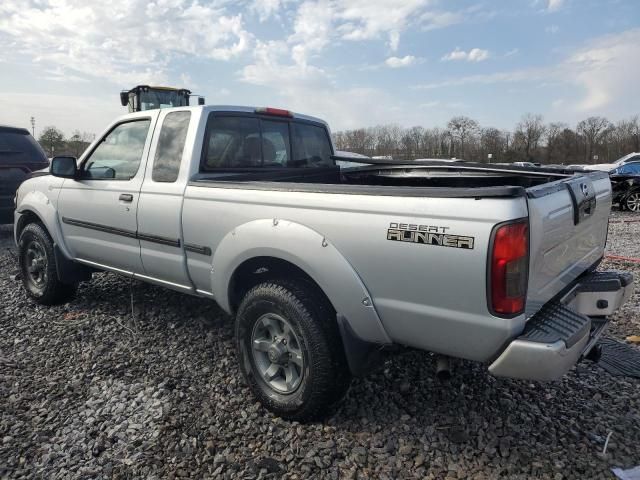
14, 105, 633, 420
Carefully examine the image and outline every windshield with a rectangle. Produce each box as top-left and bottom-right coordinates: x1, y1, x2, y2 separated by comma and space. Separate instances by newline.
137, 90, 189, 111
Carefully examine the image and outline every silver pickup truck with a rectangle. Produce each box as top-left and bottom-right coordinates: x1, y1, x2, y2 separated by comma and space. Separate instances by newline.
14, 105, 633, 420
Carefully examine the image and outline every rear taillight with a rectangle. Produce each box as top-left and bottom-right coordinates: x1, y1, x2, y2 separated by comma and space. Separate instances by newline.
489, 220, 529, 316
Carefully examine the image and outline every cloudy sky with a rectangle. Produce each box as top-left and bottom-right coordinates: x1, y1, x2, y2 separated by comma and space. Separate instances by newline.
1, 0, 639, 137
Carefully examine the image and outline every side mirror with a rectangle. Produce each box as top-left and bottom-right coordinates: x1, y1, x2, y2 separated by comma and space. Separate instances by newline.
50, 156, 77, 178
120, 91, 129, 107
198, 96, 205, 106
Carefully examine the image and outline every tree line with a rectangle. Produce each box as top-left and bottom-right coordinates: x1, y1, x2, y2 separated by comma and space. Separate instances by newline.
332, 114, 640, 165
38, 126, 95, 158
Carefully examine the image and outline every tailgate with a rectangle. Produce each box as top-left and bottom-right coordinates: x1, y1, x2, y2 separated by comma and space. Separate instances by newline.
525, 171, 611, 318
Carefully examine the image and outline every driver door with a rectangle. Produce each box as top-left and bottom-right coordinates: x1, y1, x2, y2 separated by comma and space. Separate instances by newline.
57, 114, 157, 274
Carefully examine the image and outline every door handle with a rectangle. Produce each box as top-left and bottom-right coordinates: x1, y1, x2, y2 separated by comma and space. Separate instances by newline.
119, 193, 134, 202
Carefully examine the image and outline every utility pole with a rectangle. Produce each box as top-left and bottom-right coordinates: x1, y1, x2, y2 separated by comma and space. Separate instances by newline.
30, 117, 35, 137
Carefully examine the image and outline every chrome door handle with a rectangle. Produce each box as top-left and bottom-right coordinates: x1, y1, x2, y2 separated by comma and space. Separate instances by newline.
119, 193, 133, 202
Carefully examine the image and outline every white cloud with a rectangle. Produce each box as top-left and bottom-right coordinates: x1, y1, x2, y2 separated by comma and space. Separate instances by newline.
251, 0, 285, 21
546, 24, 560, 34
0, 0, 252, 85
567, 28, 640, 111
239, 40, 421, 130
442, 47, 490, 62
335, 0, 427, 49
414, 68, 546, 89
282, 0, 437, 59
385, 55, 416, 68
417, 28, 640, 119
289, 1, 334, 65
547, 0, 564, 12
420, 10, 465, 31
468, 48, 490, 62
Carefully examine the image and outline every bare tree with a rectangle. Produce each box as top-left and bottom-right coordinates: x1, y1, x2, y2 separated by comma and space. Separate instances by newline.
332, 112, 638, 164
480, 127, 507, 162
66, 130, 95, 157
545, 122, 567, 163
38, 126, 65, 157
515, 114, 546, 160
446, 116, 479, 159
577, 116, 612, 163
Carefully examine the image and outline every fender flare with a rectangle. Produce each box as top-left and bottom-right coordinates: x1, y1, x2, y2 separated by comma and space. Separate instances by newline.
16, 190, 73, 260
211, 219, 391, 345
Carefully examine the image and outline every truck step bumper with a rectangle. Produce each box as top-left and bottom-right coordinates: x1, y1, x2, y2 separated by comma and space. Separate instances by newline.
489, 302, 594, 381
489, 270, 632, 381
562, 270, 634, 317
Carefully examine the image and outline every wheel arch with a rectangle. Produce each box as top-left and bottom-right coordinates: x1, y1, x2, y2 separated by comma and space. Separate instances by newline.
15, 189, 73, 259
211, 219, 391, 345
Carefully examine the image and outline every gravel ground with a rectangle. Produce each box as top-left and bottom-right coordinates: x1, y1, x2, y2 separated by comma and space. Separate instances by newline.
1, 214, 639, 480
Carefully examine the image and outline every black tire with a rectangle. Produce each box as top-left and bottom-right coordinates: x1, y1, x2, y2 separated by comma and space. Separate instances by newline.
235, 279, 351, 421
18, 223, 77, 305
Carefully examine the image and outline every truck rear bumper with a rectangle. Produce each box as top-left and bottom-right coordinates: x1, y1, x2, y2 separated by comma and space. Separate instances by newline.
489, 270, 633, 381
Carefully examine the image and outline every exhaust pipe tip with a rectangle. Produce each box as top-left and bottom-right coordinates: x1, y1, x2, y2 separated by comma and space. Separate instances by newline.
435, 355, 452, 381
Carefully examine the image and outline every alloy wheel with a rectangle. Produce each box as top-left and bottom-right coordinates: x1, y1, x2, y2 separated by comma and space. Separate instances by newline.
250, 313, 305, 394
25, 239, 48, 288
626, 193, 640, 212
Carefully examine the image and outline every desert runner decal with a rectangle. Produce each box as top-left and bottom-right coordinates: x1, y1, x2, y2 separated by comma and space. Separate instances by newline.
387, 222, 475, 249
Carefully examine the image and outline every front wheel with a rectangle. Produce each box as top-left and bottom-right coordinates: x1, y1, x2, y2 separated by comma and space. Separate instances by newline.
235, 279, 351, 421
625, 192, 640, 212
18, 223, 77, 305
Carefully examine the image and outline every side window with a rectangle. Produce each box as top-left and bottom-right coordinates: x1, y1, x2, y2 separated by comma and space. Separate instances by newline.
203, 116, 261, 168
152, 111, 191, 182
628, 163, 640, 174
291, 122, 333, 168
261, 120, 290, 166
617, 162, 640, 174
83, 120, 150, 180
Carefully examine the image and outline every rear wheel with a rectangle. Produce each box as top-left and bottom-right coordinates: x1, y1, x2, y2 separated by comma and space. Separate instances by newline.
235, 279, 351, 421
18, 223, 77, 305
625, 192, 640, 212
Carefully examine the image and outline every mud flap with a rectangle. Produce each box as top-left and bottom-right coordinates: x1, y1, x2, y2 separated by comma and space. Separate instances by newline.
54, 244, 93, 284
336, 314, 387, 377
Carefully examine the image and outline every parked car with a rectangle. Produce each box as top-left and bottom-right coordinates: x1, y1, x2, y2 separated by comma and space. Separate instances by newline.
13, 105, 633, 420
610, 161, 640, 212
0, 126, 49, 224
582, 152, 640, 172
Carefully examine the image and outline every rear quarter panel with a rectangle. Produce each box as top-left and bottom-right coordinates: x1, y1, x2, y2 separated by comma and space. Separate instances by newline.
182, 185, 529, 361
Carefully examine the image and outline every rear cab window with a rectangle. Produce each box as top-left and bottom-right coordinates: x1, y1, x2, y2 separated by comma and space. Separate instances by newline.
201, 113, 333, 171
152, 111, 191, 182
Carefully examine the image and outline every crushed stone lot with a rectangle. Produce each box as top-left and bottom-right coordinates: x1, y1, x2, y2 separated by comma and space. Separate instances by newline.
1, 214, 639, 480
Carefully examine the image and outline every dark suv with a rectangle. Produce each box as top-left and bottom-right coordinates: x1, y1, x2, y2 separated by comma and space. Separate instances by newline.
0, 126, 49, 224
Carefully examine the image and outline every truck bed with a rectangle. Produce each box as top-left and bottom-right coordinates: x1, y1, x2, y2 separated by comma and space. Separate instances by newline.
190, 162, 572, 196
185, 162, 611, 362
